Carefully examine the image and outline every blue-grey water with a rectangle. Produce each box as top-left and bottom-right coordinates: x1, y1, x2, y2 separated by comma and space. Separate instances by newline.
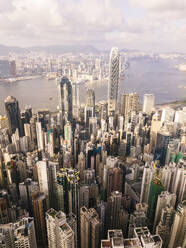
0, 57, 186, 114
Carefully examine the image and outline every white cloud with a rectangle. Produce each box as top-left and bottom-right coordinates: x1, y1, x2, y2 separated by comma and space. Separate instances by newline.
0, 0, 185, 52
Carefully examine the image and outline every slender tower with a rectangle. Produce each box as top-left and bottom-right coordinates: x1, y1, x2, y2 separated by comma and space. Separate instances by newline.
108, 47, 120, 116
58, 76, 72, 124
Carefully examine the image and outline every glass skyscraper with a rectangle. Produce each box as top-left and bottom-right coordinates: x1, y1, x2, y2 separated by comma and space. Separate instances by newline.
108, 47, 120, 116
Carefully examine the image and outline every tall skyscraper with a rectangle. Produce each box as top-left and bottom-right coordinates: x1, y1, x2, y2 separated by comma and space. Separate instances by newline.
32, 192, 47, 247
108, 191, 122, 229
147, 177, 164, 222
57, 168, 80, 215
46, 208, 74, 248
142, 94, 155, 115
58, 76, 72, 124
140, 164, 154, 204
108, 47, 120, 116
168, 200, 186, 248
153, 191, 176, 232
80, 207, 101, 248
4, 96, 23, 136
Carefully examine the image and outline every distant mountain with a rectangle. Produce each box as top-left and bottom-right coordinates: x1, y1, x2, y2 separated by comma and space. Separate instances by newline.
0, 45, 26, 55
0, 44, 98, 55
29, 45, 98, 54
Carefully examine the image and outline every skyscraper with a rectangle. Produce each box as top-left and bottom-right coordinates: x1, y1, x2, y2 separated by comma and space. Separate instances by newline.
58, 76, 72, 124
80, 206, 101, 248
168, 200, 186, 248
142, 94, 155, 115
86, 89, 95, 108
46, 208, 74, 248
32, 192, 47, 247
108, 47, 120, 116
147, 177, 164, 222
120, 93, 139, 116
4, 96, 23, 136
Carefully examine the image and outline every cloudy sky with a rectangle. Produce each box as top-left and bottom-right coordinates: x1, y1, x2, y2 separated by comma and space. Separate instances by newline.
0, 0, 186, 52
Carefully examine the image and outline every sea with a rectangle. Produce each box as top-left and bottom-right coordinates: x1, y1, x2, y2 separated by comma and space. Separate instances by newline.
0, 56, 186, 114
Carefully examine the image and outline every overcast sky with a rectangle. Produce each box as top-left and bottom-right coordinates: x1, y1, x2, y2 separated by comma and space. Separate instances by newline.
0, 0, 186, 52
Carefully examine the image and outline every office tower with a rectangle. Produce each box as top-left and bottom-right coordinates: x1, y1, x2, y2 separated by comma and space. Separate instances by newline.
58, 76, 72, 123
80, 207, 101, 248
134, 227, 162, 248
106, 166, 123, 198
168, 200, 186, 248
108, 191, 122, 229
142, 94, 155, 115
120, 93, 139, 116
161, 107, 175, 124
77, 152, 86, 180
108, 47, 120, 116
156, 206, 175, 248
19, 178, 39, 214
57, 168, 80, 215
64, 122, 72, 146
84, 106, 94, 127
72, 82, 80, 118
36, 122, 44, 151
153, 191, 176, 233
155, 131, 170, 165
86, 89, 95, 108
140, 164, 154, 204
4, 96, 23, 136
0, 217, 37, 248
32, 192, 47, 247
46, 208, 74, 248
37, 160, 49, 197
147, 177, 164, 222
37, 160, 58, 209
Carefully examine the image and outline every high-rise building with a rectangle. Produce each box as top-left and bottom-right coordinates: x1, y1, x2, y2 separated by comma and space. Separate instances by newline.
72, 82, 80, 118
86, 89, 95, 108
36, 122, 44, 151
142, 94, 155, 115
120, 93, 139, 116
4, 96, 23, 136
32, 192, 47, 247
106, 166, 123, 198
168, 200, 186, 248
108, 47, 120, 116
108, 191, 122, 229
19, 178, 40, 214
58, 76, 72, 124
140, 164, 154, 204
80, 206, 101, 248
0, 217, 37, 248
147, 177, 164, 222
46, 208, 74, 248
57, 168, 80, 215
155, 131, 170, 165
156, 206, 175, 248
153, 191, 176, 233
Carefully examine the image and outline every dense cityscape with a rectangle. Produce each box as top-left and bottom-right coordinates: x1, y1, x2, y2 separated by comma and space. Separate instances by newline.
0, 46, 185, 248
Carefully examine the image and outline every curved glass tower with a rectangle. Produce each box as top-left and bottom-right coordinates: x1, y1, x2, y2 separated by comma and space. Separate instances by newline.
108, 47, 120, 116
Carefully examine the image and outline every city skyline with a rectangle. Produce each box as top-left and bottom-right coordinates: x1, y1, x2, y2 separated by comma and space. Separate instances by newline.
0, 0, 186, 53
